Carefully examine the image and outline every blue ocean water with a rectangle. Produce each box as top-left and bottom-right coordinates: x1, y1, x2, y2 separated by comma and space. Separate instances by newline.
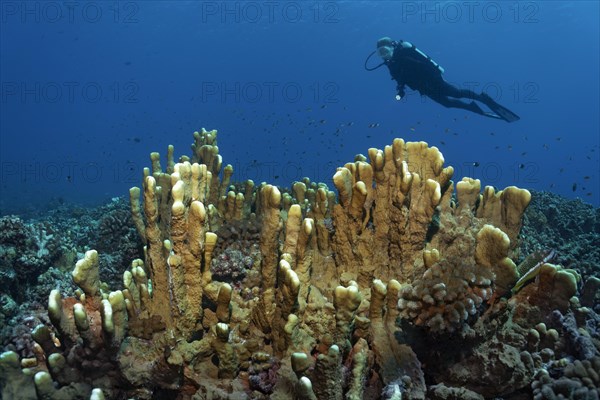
1, 1, 599, 214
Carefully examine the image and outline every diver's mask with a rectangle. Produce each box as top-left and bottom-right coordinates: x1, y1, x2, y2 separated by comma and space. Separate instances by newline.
364, 36, 396, 71
376, 36, 396, 61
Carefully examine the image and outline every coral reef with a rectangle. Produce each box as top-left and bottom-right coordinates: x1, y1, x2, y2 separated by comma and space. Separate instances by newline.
1, 129, 598, 400
521, 190, 600, 282
0, 197, 144, 363
0, 216, 63, 301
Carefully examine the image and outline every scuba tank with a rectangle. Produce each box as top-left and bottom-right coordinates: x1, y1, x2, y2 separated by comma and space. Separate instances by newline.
398, 40, 445, 74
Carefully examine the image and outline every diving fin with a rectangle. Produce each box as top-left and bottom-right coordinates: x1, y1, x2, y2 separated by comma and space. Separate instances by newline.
480, 93, 520, 123
469, 101, 503, 120
483, 112, 503, 120
488, 103, 520, 122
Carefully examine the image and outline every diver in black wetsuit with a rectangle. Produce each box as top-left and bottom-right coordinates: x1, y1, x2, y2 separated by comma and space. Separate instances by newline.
366, 37, 520, 122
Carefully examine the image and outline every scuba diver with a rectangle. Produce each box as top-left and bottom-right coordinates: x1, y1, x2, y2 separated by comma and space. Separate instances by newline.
366, 37, 520, 122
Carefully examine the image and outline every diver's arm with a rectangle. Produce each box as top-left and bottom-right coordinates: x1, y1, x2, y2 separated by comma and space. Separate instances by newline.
390, 43, 411, 100
396, 83, 406, 100
387, 64, 406, 99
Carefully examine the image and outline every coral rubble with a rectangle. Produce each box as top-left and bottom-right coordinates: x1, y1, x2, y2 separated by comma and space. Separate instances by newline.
1, 129, 598, 400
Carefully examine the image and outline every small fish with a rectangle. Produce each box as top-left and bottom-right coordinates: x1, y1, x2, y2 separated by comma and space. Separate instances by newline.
584, 176, 591, 180
519, 164, 525, 169
512, 250, 556, 294
572, 183, 577, 192
473, 162, 480, 167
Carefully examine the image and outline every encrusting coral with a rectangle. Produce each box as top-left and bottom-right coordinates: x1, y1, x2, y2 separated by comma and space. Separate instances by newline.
1, 128, 598, 400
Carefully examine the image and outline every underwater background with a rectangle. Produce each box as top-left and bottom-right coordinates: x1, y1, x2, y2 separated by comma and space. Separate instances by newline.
1, 2, 600, 400
0, 1, 598, 213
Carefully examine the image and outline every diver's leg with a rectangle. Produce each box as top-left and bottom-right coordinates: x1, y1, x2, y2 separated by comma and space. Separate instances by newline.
428, 93, 485, 114
438, 80, 511, 110
435, 80, 519, 122
428, 93, 503, 120
437, 80, 482, 101
423, 80, 480, 111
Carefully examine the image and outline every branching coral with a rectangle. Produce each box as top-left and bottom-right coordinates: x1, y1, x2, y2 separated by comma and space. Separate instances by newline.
4, 128, 586, 400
